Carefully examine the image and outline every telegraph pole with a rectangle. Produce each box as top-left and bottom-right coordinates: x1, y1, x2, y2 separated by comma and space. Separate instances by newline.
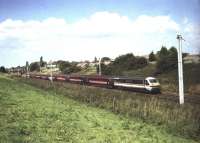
26, 61, 29, 78
99, 57, 102, 76
177, 34, 184, 104
49, 60, 53, 83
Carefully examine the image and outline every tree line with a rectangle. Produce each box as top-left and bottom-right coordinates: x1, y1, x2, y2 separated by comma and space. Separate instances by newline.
100, 53, 148, 75
1, 46, 187, 75
100, 46, 185, 75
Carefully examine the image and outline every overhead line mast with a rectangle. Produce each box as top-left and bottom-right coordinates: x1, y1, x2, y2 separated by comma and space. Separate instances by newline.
177, 34, 185, 104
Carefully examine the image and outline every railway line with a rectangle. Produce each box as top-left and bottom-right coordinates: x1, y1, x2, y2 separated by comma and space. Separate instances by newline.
155, 92, 200, 104
114, 88, 200, 104
12, 73, 200, 104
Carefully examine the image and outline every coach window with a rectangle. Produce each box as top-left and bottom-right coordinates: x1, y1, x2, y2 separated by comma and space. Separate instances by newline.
126, 79, 132, 83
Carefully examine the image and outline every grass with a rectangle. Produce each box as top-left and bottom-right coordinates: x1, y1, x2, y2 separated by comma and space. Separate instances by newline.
0, 74, 199, 142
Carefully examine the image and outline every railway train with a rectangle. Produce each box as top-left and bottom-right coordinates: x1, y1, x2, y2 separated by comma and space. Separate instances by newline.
27, 74, 161, 93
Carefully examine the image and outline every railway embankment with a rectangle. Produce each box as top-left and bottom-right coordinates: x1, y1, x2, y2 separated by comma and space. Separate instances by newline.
15, 76, 200, 141
2, 74, 200, 142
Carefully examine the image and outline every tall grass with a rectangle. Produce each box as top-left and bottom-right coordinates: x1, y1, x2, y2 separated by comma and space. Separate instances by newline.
17, 77, 200, 141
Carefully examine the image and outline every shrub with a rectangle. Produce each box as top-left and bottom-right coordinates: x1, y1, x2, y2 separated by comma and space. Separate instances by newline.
0, 66, 7, 73
101, 53, 148, 75
156, 46, 178, 74
149, 51, 157, 61
30, 62, 40, 72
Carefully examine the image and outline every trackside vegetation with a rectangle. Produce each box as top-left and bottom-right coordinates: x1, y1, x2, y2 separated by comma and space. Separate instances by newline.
0, 75, 200, 142
13, 76, 200, 142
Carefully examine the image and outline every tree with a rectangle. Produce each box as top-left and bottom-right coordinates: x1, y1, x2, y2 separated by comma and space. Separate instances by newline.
149, 51, 156, 61
94, 57, 98, 63
101, 63, 113, 75
136, 57, 148, 68
40, 56, 43, 67
26, 61, 29, 72
58, 61, 71, 72
168, 47, 178, 69
64, 64, 81, 74
101, 57, 111, 62
100, 53, 148, 76
0, 66, 6, 73
30, 62, 40, 72
39, 56, 46, 67
113, 53, 137, 70
156, 46, 178, 74
58, 61, 81, 74
158, 46, 168, 59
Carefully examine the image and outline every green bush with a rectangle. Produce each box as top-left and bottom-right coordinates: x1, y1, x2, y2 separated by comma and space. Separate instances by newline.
0, 66, 7, 73
149, 51, 157, 62
156, 46, 178, 74
57, 60, 81, 74
101, 53, 148, 75
30, 62, 40, 72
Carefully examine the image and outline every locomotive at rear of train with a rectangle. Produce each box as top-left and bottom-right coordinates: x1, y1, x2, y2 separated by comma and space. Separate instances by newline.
29, 74, 161, 93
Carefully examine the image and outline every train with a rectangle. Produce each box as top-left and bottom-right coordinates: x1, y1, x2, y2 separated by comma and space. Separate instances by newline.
27, 74, 161, 93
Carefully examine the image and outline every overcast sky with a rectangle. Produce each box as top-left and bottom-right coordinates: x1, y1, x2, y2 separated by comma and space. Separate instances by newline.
0, 0, 199, 67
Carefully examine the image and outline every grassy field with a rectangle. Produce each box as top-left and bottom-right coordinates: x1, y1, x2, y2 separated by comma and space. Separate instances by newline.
0, 74, 200, 143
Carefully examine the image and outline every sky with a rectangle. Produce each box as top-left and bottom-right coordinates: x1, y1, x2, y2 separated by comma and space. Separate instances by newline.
0, 0, 200, 67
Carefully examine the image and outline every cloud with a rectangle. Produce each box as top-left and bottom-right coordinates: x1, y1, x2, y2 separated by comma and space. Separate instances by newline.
183, 23, 200, 53
0, 37, 24, 49
0, 11, 198, 67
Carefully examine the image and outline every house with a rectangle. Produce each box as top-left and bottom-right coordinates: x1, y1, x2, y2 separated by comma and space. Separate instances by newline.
183, 54, 200, 64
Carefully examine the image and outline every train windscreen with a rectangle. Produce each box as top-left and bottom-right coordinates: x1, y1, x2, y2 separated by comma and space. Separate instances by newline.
149, 79, 158, 83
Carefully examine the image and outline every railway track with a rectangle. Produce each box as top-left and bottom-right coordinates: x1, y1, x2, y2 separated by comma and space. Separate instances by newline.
12, 74, 200, 104
156, 93, 200, 104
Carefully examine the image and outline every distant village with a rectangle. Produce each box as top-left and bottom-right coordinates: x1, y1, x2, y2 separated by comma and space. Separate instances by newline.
7, 57, 113, 75
6, 53, 200, 75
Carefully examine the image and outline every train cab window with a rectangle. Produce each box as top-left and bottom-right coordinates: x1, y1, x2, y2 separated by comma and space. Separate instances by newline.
145, 80, 149, 85
149, 79, 158, 83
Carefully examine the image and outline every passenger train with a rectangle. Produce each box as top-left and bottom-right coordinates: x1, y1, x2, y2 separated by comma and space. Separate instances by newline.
28, 74, 161, 93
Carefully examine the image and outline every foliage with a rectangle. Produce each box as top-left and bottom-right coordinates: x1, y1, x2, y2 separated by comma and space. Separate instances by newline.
25, 61, 29, 72
0, 66, 7, 73
136, 57, 148, 68
98, 63, 113, 75
156, 46, 178, 74
101, 53, 148, 75
149, 51, 157, 61
101, 57, 111, 62
58, 60, 81, 74
113, 53, 136, 70
29, 62, 40, 72
157, 46, 169, 58
58, 61, 71, 72
39, 56, 46, 67
64, 64, 81, 74
94, 57, 98, 63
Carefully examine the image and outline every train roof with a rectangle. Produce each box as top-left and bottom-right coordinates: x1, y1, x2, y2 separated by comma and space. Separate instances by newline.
111, 77, 145, 80
111, 76, 157, 80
